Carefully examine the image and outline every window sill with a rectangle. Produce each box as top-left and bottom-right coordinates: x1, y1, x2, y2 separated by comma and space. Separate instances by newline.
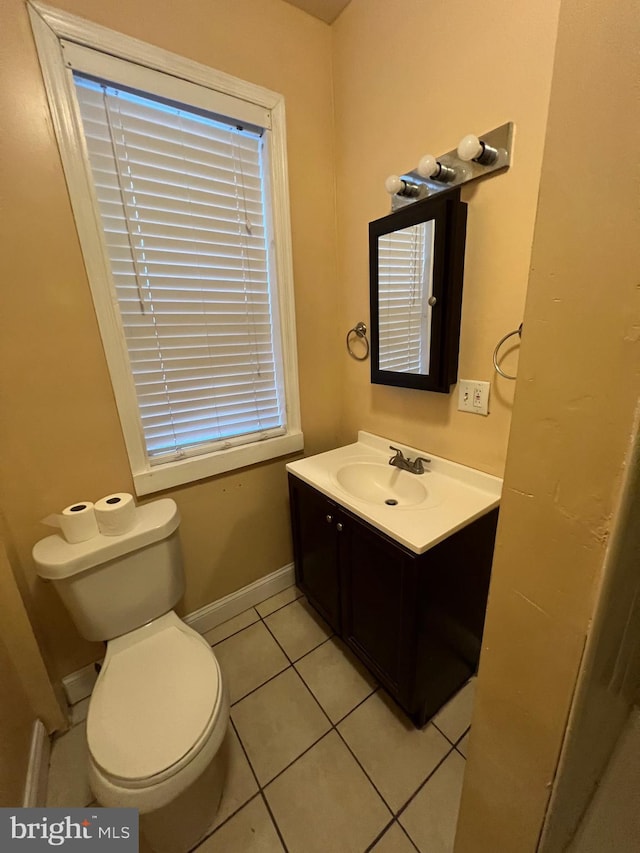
133, 431, 304, 495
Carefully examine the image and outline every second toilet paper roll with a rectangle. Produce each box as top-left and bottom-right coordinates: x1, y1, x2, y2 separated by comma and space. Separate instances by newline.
94, 493, 137, 536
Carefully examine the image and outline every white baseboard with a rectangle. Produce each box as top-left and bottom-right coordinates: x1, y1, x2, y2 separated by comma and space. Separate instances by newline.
62, 662, 100, 707
62, 562, 295, 705
184, 562, 295, 635
23, 720, 50, 807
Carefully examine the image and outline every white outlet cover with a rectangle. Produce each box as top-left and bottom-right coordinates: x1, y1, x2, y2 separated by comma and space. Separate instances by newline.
458, 380, 490, 416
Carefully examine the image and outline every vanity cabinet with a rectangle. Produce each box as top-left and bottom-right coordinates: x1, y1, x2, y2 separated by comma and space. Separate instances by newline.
288, 474, 498, 727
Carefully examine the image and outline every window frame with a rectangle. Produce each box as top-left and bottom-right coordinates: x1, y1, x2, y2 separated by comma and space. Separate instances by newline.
29, 1, 303, 495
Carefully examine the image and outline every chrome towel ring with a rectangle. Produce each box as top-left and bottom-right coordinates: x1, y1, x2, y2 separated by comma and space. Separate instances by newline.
493, 323, 523, 380
346, 322, 369, 361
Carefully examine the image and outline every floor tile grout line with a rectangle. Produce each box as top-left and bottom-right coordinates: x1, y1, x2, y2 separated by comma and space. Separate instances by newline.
208, 587, 309, 652
188, 790, 263, 852
232, 668, 380, 795
258, 789, 291, 853
290, 633, 334, 664
214, 592, 469, 848
331, 684, 459, 821
251, 727, 332, 791
332, 726, 395, 820
394, 743, 461, 824
282, 662, 397, 821
397, 819, 422, 853
255, 588, 304, 620
207, 609, 261, 647
208, 592, 354, 848
194, 719, 291, 853
291, 661, 379, 729
233, 674, 383, 804
258, 604, 334, 667
454, 724, 471, 759
233, 619, 452, 825
229, 661, 291, 708
431, 719, 458, 747
331, 685, 380, 727
363, 818, 421, 853
363, 816, 396, 852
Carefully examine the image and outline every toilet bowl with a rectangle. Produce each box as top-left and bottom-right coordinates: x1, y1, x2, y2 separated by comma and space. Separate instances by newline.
33, 499, 229, 852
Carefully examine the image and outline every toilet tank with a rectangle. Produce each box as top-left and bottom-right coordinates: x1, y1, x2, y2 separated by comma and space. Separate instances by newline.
32, 499, 185, 642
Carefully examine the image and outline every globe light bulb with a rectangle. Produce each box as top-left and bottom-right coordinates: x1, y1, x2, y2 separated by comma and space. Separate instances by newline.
457, 134, 483, 162
385, 175, 404, 195
417, 155, 438, 178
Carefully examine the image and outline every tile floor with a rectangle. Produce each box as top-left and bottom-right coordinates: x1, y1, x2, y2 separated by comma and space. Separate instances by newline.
47, 585, 474, 853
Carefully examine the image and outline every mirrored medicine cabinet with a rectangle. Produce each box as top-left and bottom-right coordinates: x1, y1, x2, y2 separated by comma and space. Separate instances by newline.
369, 189, 467, 393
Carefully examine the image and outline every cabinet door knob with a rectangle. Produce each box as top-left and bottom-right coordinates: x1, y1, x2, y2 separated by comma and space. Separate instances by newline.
336, 522, 343, 532
326, 514, 333, 524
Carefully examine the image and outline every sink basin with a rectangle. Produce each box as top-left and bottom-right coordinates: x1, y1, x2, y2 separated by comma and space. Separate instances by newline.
286, 431, 502, 554
336, 462, 428, 506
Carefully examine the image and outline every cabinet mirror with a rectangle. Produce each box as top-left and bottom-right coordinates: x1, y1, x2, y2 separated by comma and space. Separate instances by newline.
369, 190, 467, 393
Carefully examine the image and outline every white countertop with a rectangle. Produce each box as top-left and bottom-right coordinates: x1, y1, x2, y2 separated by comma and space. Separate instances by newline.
286, 431, 502, 554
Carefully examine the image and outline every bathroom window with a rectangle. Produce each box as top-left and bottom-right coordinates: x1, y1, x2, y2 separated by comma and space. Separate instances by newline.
29, 8, 302, 494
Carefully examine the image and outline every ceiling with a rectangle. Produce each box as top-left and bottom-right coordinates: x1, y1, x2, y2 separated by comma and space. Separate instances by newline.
282, 0, 352, 24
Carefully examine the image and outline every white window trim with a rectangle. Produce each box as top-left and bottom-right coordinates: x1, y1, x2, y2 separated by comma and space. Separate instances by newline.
28, 1, 303, 495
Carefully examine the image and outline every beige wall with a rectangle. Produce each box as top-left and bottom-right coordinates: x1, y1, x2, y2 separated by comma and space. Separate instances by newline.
540, 424, 640, 850
0, 535, 66, 804
332, 0, 561, 476
0, 632, 34, 806
0, 0, 339, 679
0, 535, 66, 732
454, 0, 640, 848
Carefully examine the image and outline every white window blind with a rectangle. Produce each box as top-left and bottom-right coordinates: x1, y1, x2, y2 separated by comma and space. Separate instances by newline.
378, 221, 434, 374
73, 74, 286, 464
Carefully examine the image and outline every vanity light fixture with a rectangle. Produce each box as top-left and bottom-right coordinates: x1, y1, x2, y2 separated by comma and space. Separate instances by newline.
386, 122, 513, 210
417, 154, 456, 184
456, 133, 499, 166
385, 174, 422, 198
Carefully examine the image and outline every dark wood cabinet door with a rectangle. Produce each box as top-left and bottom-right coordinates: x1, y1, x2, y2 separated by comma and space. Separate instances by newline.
288, 477, 341, 631
339, 517, 416, 698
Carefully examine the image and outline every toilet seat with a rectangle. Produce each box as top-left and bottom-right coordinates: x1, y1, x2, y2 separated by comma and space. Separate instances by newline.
87, 614, 224, 788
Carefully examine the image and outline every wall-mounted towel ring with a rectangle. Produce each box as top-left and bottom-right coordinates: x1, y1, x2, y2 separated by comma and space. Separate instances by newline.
346, 322, 369, 361
493, 323, 522, 380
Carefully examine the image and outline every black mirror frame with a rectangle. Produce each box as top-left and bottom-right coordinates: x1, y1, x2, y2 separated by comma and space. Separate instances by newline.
369, 189, 467, 393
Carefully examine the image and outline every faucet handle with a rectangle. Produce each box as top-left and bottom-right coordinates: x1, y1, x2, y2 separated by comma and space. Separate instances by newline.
388, 445, 404, 466
412, 456, 431, 474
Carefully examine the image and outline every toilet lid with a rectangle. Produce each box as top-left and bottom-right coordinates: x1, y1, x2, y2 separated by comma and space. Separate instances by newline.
87, 626, 220, 782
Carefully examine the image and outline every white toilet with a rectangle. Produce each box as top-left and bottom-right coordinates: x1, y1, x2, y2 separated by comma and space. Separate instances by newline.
33, 499, 229, 853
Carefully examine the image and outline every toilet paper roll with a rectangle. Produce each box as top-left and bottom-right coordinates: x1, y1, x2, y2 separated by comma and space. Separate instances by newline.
94, 493, 137, 536
43, 502, 99, 544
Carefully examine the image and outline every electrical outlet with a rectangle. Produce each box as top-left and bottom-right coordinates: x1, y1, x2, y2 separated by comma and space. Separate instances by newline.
458, 380, 490, 416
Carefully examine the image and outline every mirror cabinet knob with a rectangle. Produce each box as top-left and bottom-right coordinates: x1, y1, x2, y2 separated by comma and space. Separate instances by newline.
326, 514, 333, 524
336, 523, 343, 532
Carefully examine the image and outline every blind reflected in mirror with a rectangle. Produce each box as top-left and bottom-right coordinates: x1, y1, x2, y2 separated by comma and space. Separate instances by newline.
378, 220, 435, 374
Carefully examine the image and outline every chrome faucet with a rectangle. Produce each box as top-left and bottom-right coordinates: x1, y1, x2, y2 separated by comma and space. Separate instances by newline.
388, 446, 431, 475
